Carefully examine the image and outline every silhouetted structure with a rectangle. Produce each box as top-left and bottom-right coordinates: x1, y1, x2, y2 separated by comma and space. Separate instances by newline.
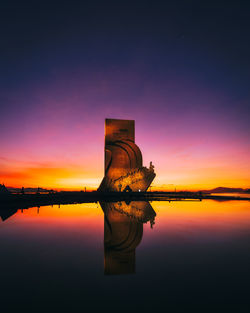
98, 119, 156, 192
101, 201, 156, 275
0, 208, 17, 221
0, 184, 10, 194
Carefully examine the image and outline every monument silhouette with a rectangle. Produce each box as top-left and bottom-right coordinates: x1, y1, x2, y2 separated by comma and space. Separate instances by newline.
98, 119, 156, 192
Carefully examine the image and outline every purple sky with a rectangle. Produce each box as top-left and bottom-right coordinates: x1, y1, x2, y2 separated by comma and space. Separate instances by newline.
0, 1, 249, 190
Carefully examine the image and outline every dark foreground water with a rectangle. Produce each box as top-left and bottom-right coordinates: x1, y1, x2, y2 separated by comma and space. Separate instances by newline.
1, 200, 250, 312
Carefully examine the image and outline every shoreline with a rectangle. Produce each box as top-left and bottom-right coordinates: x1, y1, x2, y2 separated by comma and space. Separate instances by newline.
0, 191, 249, 211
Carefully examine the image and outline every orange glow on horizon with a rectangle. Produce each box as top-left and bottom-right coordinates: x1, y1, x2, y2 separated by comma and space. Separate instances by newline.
1, 169, 249, 192
7, 200, 250, 235
1, 142, 249, 191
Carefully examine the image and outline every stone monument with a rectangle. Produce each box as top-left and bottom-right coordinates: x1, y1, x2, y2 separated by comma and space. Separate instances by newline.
98, 118, 155, 192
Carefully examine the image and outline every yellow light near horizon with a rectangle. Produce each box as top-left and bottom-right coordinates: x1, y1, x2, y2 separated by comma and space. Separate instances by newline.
1, 163, 249, 191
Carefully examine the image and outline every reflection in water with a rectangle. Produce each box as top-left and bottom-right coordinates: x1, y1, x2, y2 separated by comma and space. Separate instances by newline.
1, 201, 156, 276
1, 200, 250, 311
0, 208, 18, 221
100, 201, 156, 275
0, 200, 156, 276
0, 206, 41, 222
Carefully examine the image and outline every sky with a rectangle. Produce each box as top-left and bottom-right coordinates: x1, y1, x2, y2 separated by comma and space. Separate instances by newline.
0, 0, 249, 191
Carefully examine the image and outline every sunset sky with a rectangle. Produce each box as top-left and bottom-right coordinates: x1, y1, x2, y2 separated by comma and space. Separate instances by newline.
0, 1, 249, 190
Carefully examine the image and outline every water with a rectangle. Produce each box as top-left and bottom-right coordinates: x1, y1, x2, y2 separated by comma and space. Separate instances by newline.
1, 200, 250, 312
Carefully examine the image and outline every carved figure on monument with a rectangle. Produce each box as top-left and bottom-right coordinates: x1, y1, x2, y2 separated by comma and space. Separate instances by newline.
98, 119, 156, 192
149, 161, 155, 172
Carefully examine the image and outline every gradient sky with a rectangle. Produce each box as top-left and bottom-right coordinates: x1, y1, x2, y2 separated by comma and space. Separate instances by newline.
0, 1, 249, 190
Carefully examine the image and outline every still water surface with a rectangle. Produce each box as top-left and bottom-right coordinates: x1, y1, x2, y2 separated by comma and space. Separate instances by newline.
1, 200, 250, 312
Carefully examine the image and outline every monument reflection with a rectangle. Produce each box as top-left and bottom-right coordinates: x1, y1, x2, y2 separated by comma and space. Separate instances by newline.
100, 201, 156, 275
1, 201, 156, 276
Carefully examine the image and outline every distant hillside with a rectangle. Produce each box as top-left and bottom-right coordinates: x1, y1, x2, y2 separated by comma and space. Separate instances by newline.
200, 187, 250, 194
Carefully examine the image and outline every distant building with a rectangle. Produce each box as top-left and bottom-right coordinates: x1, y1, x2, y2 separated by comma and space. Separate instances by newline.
98, 119, 155, 192
0, 184, 10, 194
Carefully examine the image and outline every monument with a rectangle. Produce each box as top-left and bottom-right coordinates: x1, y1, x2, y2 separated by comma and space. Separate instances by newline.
98, 119, 156, 192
